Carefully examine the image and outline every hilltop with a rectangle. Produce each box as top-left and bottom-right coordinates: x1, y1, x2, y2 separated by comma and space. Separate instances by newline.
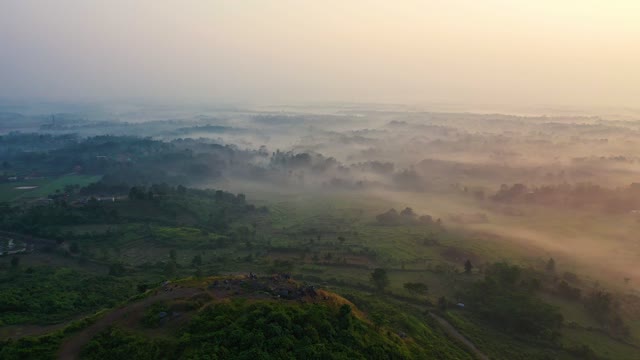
1, 274, 473, 360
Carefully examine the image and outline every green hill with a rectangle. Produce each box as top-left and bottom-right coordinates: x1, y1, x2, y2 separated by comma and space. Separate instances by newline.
0, 276, 474, 359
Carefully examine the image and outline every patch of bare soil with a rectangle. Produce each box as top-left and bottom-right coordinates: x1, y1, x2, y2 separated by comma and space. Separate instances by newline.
57, 286, 200, 360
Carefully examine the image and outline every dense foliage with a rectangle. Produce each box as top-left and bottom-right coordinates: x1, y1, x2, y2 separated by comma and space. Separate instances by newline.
1, 128, 638, 359
81, 301, 413, 360
0, 333, 63, 360
0, 266, 135, 325
463, 263, 563, 339
375, 208, 436, 226
0, 183, 262, 240
0, 135, 236, 186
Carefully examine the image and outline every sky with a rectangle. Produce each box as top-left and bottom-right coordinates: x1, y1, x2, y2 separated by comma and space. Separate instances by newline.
1, 1, 639, 108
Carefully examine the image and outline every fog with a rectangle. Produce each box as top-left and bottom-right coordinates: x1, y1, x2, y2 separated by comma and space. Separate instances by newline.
6, 100, 640, 288
2, 1, 640, 108
3, 0, 640, 319
3, 2, 640, 356
154, 107, 640, 286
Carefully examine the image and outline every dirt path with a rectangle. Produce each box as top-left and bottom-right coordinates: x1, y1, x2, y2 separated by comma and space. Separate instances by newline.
0, 322, 69, 340
429, 312, 490, 360
57, 287, 201, 360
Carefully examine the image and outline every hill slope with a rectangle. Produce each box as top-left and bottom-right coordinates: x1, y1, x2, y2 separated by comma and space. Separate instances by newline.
1, 275, 474, 359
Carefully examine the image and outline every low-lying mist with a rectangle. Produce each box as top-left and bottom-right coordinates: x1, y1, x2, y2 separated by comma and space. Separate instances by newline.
3, 102, 640, 289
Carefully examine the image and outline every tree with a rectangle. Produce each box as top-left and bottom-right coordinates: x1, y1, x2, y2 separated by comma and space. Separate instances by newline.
70, 242, 80, 254
338, 304, 353, 329
271, 259, 294, 273
339, 304, 352, 317
464, 259, 473, 274
128, 186, 146, 201
438, 296, 448, 310
191, 255, 202, 267
546, 257, 556, 272
164, 261, 177, 278
370, 311, 387, 331
403, 282, 428, 295
557, 280, 581, 300
418, 215, 433, 224
370, 268, 389, 292
584, 290, 612, 324
108, 262, 126, 276
400, 207, 416, 217
376, 209, 400, 225
610, 315, 631, 339
465, 262, 563, 337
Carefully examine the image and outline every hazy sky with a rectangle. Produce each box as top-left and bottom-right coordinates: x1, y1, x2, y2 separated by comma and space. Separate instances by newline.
1, 1, 638, 108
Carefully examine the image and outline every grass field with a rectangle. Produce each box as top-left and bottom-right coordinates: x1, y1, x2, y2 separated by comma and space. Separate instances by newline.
4, 185, 640, 359
561, 326, 640, 360
243, 189, 640, 359
0, 174, 102, 202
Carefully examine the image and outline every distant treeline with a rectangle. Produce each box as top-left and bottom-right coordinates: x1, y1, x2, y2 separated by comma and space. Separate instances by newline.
0, 133, 431, 192
0, 182, 265, 240
375, 207, 439, 226
491, 183, 640, 213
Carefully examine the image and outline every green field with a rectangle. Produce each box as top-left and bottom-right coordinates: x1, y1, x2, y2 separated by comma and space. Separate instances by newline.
2, 186, 640, 359
0, 175, 102, 202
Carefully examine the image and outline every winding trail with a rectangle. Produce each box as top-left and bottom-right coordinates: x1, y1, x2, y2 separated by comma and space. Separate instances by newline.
0, 321, 71, 341
429, 312, 490, 360
57, 286, 201, 360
